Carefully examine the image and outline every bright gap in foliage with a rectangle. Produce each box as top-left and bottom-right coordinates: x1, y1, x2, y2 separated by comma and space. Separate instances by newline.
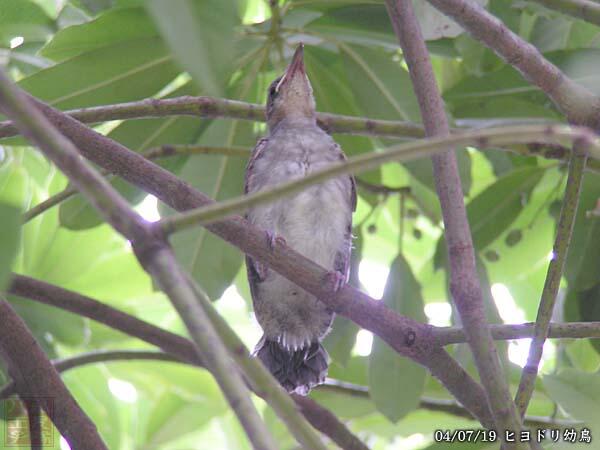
353, 329, 373, 357
135, 195, 160, 222
424, 302, 452, 327
60, 436, 71, 450
108, 378, 138, 404
358, 260, 389, 299
492, 283, 555, 369
9, 36, 23, 49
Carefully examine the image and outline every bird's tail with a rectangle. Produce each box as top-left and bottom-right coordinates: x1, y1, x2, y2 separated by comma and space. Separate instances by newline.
254, 336, 329, 395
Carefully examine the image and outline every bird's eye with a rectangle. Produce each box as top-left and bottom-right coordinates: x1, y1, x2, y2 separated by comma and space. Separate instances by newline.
269, 85, 278, 98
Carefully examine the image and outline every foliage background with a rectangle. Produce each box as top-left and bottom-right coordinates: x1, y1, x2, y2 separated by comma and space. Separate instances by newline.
0, 0, 599, 448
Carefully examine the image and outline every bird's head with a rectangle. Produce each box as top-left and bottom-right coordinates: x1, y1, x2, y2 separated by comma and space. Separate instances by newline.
266, 44, 316, 130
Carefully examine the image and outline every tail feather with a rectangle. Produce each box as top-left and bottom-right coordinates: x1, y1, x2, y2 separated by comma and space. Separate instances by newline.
254, 337, 328, 395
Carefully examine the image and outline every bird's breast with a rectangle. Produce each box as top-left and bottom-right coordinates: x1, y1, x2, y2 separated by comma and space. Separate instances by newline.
247, 142, 350, 269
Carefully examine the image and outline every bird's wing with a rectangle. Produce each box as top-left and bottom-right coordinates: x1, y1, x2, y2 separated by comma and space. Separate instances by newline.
330, 143, 356, 282
244, 137, 269, 195
245, 138, 270, 302
334, 143, 357, 212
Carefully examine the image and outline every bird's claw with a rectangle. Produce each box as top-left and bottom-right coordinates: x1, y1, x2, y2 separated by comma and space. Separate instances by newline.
266, 230, 286, 250
326, 270, 346, 292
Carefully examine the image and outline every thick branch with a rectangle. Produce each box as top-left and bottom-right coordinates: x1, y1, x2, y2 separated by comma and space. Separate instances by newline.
0, 71, 277, 450
385, 0, 526, 442
515, 152, 588, 417
426, 0, 600, 128
530, 0, 600, 27
0, 300, 107, 450
17, 93, 502, 427
0, 95, 425, 140
158, 125, 599, 233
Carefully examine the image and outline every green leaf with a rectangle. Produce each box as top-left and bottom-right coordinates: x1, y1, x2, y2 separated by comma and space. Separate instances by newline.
163, 45, 269, 299
0, 156, 31, 211
19, 36, 179, 110
59, 82, 203, 229
69, 0, 114, 16
446, 49, 600, 119
305, 4, 398, 50
341, 44, 420, 123
369, 254, 426, 422
566, 284, 600, 355
63, 366, 122, 449
0, 203, 21, 291
411, 0, 488, 40
304, 46, 380, 203
566, 338, 600, 373
435, 166, 545, 269
543, 369, 600, 428
41, 7, 158, 61
564, 173, 600, 292
0, 0, 54, 43
146, 0, 239, 96
340, 43, 472, 194
108, 363, 228, 447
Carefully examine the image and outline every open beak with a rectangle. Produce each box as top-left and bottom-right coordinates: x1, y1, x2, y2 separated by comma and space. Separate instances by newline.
275, 44, 305, 93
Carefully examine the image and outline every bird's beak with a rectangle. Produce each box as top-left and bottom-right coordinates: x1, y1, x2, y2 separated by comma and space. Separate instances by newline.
275, 44, 305, 93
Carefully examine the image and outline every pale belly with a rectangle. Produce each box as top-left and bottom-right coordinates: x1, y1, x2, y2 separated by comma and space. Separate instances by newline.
247, 179, 350, 349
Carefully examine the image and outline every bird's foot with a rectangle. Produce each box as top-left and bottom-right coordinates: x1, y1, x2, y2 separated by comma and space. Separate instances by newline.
326, 270, 346, 292
266, 230, 286, 250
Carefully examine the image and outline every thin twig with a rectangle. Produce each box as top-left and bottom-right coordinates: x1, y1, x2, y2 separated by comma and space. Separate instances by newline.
0, 95, 426, 140
320, 381, 581, 428
158, 124, 599, 234
385, 0, 526, 443
514, 151, 588, 417
21, 146, 249, 223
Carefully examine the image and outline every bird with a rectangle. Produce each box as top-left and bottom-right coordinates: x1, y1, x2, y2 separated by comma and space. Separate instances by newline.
244, 43, 356, 395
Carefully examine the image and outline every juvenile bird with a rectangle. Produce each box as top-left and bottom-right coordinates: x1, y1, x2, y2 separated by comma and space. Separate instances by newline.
245, 44, 356, 395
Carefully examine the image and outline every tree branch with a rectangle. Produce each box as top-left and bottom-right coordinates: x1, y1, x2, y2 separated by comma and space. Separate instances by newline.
23, 136, 600, 226
24, 398, 43, 450
158, 124, 599, 233
2, 345, 581, 441
435, 321, 600, 345
530, 0, 600, 27
13, 88, 500, 426
385, 0, 526, 442
0, 300, 108, 449
515, 151, 588, 417
292, 395, 370, 450
426, 0, 600, 128
6, 276, 367, 450
0, 95, 425, 140
321, 381, 581, 429
0, 69, 278, 450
